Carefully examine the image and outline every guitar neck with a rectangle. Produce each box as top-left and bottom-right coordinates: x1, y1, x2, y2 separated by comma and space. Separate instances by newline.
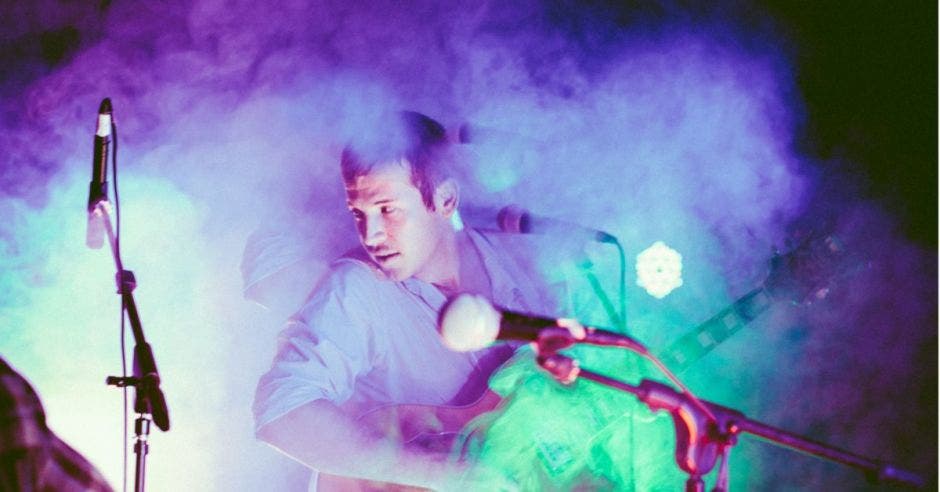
659, 285, 774, 372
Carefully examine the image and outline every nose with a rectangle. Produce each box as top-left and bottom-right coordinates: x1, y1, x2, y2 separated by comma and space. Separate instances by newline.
361, 213, 386, 249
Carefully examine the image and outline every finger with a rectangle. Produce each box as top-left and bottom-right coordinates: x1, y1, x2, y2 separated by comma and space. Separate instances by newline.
555, 318, 586, 339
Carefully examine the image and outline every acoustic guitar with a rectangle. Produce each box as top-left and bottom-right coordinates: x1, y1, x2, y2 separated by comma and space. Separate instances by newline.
321, 233, 852, 490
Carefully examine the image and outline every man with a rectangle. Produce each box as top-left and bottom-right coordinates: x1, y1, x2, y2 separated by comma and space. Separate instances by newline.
0, 356, 114, 492
253, 111, 560, 490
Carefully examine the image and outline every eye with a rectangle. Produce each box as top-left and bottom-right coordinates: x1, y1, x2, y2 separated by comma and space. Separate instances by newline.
349, 209, 365, 221
380, 205, 398, 215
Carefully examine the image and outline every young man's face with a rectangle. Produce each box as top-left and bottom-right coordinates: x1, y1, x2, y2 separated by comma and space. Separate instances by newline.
345, 160, 454, 282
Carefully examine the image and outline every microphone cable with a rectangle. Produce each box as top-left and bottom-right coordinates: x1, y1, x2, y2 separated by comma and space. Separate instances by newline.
109, 110, 129, 492
578, 237, 628, 332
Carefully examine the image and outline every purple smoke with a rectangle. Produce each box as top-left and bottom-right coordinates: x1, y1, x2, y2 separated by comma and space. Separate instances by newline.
0, 1, 933, 490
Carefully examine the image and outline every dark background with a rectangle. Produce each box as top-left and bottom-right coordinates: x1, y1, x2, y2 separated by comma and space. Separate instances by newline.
763, 1, 937, 248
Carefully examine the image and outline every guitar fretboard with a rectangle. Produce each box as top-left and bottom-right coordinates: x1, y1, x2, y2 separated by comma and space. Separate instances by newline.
659, 287, 773, 371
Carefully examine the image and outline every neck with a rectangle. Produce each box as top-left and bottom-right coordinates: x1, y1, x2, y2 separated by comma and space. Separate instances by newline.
430, 230, 490, 298
415, 226, 460, 290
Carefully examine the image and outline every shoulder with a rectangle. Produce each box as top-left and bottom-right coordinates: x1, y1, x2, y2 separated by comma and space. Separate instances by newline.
297, 249, 391, 312
316, 248, 383, 287
470, 228, 529, 255
470, 229, 549, 275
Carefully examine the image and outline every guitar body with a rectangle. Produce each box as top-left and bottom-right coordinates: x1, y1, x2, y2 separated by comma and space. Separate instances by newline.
316, 390, 503, 491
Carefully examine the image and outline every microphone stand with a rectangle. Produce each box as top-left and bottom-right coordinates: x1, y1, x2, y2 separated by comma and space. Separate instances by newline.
533, 347, 923, 490
93, 201, 171, 492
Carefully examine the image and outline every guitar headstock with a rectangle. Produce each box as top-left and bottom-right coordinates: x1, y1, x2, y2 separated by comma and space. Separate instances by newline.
765, 232, 847, 305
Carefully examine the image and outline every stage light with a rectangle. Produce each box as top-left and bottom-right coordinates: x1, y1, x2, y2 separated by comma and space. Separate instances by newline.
636, 241, 683, 299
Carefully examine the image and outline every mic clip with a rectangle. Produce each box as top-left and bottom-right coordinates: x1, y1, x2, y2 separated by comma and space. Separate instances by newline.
536, 351, 581, 385
531, 326, 584, 385
87, 179, 109, 212
531, 326, 580, 355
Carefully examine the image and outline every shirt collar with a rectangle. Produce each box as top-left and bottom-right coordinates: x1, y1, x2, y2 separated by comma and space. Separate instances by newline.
399, 229, 534, 313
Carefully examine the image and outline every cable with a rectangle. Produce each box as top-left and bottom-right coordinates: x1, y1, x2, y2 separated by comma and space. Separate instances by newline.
578, 238, 633, 491
120, 294, 127, 492
111, 117, 129, 492
576, 238, 629, 333
614, 240, 626, 331
611, 239, 632, 492
640, 349, 717, 423
579, 266, 622, 330
112, 120, 121, 260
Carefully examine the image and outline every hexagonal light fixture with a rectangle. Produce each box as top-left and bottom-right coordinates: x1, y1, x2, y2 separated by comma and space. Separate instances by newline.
636, 241, 683, 299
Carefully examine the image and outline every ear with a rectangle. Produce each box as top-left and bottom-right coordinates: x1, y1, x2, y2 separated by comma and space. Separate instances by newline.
433, 178, 459, 218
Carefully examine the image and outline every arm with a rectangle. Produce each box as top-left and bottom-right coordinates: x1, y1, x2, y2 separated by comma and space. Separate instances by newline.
254, 263, 513, 490
257, 399, 463, 489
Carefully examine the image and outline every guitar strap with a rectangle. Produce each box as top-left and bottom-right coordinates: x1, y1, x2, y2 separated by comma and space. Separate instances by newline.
447, 343, 516, 406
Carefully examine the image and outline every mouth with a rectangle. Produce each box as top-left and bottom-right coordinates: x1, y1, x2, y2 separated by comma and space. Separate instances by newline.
373, 252, 400, 264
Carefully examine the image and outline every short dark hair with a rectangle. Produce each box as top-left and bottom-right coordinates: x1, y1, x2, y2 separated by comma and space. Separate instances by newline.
340, 111, 451, 209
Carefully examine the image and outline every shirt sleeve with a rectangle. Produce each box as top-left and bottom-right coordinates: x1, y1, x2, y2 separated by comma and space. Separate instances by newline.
252, 260, 379, 432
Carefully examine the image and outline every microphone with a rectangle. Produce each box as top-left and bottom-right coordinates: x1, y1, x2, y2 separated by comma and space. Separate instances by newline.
497, 205, 618, 244
438, 293, 646, 354
86, 98, 112, 249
